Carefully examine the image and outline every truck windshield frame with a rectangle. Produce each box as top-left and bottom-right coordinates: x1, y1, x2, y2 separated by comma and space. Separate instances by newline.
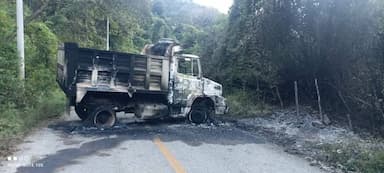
177, 56, 201, 78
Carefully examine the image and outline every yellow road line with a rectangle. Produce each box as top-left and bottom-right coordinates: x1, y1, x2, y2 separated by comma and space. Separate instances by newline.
153, 137, 187, 173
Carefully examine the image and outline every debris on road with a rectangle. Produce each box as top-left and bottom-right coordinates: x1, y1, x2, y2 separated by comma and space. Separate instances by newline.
1, 113, 327, 173
233, 107, 384, 173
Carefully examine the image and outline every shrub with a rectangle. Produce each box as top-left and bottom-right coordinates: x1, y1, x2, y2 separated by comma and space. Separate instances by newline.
226, 90, 271, 117
20, 90, 65, 131
320, 143, 384, 173
0, 104, 23, 138
359, 150, 384, 173
0, 90, 65, 138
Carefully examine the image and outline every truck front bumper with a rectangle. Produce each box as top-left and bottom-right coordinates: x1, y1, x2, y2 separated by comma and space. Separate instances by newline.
215, 96, 228, 115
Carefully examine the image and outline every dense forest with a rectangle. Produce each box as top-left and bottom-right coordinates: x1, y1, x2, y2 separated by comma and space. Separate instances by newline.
207, 0, 384, 134
1, 0, 384, 137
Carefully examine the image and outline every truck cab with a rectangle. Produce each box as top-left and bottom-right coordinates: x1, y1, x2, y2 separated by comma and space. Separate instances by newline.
171, 54, 227, 122
144, 39, 227, 123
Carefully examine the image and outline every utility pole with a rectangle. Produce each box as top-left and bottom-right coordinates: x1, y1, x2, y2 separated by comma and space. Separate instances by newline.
106, 17, 110, 51
16, 0, 25, 80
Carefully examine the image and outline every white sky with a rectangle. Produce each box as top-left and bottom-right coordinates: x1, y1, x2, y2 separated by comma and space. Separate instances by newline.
193, 0, 233, 14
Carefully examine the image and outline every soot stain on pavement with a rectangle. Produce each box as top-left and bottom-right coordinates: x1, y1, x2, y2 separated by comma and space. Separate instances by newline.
49, 118, 266, 147
16, 137, 129, 173
16, 118, 266, 173
96, 152, 111, 157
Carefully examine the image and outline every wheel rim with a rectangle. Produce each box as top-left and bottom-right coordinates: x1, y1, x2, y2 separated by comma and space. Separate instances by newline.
94, 110, 116, 128
189, 109, 207, 124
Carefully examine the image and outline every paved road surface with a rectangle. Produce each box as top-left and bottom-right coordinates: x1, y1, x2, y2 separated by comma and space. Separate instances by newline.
0, 112, 326, 173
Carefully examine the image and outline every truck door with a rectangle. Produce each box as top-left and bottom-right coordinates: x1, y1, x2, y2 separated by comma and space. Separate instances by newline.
173, 56, 203, 106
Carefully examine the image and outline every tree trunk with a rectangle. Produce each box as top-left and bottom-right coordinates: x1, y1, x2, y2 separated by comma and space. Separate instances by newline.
337, 90, 353, 130
315, 79, 323, 121
294, 81, 299, 116
273, 86, 283, 108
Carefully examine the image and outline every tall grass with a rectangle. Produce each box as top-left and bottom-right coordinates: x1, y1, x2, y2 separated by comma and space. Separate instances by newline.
226, 90, 272, 117
0, 90, 65, 138
320, 143, 384, 173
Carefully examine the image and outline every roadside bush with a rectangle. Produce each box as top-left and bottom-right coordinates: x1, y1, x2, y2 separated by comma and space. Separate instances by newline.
0, 104, 23, 138
226, 90, 271, 117
320, 143, 384, 173
20, 90, 65, 132
0, 91, 65, 157
321, 143, 366, 171
0, 90, 65, 138
359, 150, 384, 173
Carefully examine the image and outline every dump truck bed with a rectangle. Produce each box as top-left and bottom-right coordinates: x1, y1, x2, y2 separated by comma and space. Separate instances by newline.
57, 43, 170, 98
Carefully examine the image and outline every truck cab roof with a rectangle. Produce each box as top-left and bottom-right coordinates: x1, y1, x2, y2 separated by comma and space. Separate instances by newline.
158, 38, 179, 44
180, 54, 200, 59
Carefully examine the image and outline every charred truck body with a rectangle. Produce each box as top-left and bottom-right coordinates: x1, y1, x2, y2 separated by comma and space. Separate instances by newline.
57, 39, 227, 127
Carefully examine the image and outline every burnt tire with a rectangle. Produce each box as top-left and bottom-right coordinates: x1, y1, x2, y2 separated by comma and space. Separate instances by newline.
88, 106, 116, 128
75, 104, 89, 121
188, 106, 210, 124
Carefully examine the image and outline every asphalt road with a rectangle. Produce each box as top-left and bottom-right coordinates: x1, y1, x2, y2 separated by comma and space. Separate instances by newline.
0, 112, 326, 173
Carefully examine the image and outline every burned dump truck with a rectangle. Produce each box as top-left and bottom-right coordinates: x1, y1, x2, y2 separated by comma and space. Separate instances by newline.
57, 39, 227, 127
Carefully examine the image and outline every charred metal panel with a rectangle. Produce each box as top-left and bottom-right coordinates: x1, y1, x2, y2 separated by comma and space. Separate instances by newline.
202, 78, 227, 115
57, 43, 170, 104
56, 44, 66, 91
214, 95, 228, 114
149, 56, 168, 91
173, 73, 203, 106
172, 55, 203, 107
168, 56, 176, 104
203, 78, 222, 96
162, 59, 170, 91
134, 103, 168, 119
56, 43, 79, 97
132, 55, 147, 89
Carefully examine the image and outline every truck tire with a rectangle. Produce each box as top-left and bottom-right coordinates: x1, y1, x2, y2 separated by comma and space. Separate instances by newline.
188, 106, 212, 124
88, 105, 116, 128
75, 104, 89, 121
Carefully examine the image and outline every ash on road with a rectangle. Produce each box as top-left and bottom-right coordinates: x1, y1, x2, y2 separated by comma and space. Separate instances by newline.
0, 112, 325, 173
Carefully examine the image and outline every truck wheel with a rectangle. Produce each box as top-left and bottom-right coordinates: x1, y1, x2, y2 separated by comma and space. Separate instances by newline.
89, 106, 116, 128
75, 104, 89, 121
188, 106, 209, 124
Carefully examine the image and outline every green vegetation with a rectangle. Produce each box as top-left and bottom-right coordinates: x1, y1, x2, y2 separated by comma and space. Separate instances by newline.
0, 92, 65, 138
0, 1, 65, 154
203, 0, 384, 134
359, 151, 384, 173
226, 90, 271, 117
319, 143, 384, 173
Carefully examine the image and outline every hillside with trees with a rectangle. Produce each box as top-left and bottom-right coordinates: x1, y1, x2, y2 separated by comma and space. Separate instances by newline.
1, 0, 384, 171
1, 0, 384, 140
1, 0, 384, 139
206, 0, 384, 135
